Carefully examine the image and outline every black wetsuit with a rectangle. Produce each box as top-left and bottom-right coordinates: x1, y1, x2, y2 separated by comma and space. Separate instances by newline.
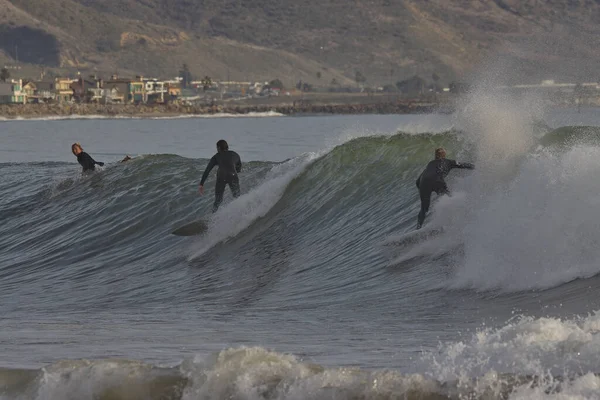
416, 158, 474, 228
76, 152, 104, 172
200, 150, 242, 212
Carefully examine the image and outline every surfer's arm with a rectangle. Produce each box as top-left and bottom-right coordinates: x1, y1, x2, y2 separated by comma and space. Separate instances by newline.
235, 153, 242, 173
200, 156, 218, 186
451, 160, 474, 170
416, 173, 422, 189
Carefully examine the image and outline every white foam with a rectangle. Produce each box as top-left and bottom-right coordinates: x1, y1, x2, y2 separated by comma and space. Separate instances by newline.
34, 359, 158, 400
180, 346, 442, 400
422, 311, 600, 398
385, 192, 467, 265
394, 118, 455, 135
0, 111, 284, 122
510, 373, 600, 399
147, 111, 285, 120
454, 146, 600, 291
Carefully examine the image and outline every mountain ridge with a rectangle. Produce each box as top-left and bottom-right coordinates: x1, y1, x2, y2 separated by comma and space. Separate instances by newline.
2, 0, 600, 86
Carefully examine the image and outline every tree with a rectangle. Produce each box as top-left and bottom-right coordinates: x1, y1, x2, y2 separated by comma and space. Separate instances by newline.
302, 82, 313, 92
269, 79, 284, 89
330, 78, 338, 86
449, 81, 470, 94
0, 68, 9, 82
355, 70, 366, 87
201, 75, 213, 91
396, 75, 426, 96
179, 64, 193, 88
316, 71, 322, 80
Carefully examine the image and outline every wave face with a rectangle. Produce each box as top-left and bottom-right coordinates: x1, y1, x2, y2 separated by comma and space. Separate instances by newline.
5, 114, 600, 398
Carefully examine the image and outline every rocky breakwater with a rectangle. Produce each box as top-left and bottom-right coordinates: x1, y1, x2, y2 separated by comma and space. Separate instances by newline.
0, 101, 440, 119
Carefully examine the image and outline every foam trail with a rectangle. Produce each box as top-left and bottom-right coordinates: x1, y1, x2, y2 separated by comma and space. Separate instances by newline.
187, 152, 319, 260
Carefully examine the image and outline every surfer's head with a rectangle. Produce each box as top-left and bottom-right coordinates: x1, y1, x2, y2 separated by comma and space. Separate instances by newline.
71, 143, 83, 156
216, 140, 229, 153
435, 147, 446, 159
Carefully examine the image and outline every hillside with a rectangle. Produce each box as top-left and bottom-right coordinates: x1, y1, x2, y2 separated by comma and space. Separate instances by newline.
2, 0, 600, 86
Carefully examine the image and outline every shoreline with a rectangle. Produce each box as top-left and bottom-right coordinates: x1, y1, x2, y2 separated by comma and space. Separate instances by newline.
0, 101, 443, 120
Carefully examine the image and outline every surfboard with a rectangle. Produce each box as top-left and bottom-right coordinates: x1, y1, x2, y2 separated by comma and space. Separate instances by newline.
171, 219, 209, 236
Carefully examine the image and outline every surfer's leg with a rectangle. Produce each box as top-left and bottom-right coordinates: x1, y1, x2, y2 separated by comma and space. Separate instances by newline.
439, 183, 451, 197
213, 180, 226, 213
229, 176, 241, 198
417, 190, 431, 229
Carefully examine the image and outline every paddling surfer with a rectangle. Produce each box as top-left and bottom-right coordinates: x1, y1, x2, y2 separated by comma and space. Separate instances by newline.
415, 147, 474, 229
71, 143, 104, 173
199, 140, 242, 213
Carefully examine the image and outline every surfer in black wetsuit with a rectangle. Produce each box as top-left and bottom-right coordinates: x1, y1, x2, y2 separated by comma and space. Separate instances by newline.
199, 140, 242, 213
71, 143, 104, 172
416, 147, 474, 229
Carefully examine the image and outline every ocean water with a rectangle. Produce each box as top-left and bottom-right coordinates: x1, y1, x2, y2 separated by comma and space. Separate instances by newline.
3, 105, 600, 399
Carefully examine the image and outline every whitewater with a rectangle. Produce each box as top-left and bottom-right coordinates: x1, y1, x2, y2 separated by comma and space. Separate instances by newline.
3, 103, 600, 399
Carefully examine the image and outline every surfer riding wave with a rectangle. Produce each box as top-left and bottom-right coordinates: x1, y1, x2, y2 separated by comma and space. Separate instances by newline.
199, 140, 242, 213
416, 147, 474, 229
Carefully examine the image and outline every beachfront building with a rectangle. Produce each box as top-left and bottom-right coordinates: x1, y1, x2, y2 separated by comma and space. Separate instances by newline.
88, 84, 105, 103
104, 76, 129, 104
33, 81, 57, 103
165, 80, 182, 102
103, 87, 125, 104
103, 76, 149, 104
0, 79, 26, 104
22, 81, 36, 100
71, 77, 105, 103
72, 78, 95, 103
131, 76, 145, 103
0, 83, 14, 104
55, 78, 74, 103
144, 79, 167, 103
